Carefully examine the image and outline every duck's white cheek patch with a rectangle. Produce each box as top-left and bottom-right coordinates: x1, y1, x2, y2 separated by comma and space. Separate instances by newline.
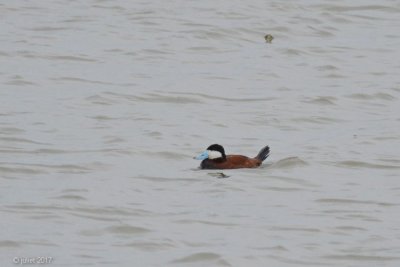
207, 150, 222, 159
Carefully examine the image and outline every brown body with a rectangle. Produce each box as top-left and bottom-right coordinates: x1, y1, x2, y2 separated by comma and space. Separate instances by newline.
200, 155, 262, 169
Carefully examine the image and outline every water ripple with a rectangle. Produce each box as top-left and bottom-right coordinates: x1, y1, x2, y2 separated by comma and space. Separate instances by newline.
116, 241, 175, 251
171, 92, 277, 102
323, 254, 400, 261
346, 93, 396, 101
316, 198, 397, 207
105, 225, 152, 235
336, 160, 400, 169
0, 240, 21, 247
270, 157, 309, 169
171, 252, 230, 266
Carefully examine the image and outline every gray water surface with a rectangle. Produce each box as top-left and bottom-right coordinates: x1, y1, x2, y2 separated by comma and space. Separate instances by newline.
1, 1, 400, 266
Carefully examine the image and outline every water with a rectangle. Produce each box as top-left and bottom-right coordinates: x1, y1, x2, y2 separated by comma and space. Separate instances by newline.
1, 0, 400, 266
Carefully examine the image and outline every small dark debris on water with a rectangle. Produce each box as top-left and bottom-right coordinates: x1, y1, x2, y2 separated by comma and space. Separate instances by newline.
208, 172, 230, 179
264, 34, 274, 43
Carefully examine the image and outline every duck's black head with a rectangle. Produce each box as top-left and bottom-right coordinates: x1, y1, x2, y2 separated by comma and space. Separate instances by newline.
206, 144, 226, 160
195, 144, 227, 161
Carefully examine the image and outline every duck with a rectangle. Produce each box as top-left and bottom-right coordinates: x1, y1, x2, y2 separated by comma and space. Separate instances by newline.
194, 144, 270, 169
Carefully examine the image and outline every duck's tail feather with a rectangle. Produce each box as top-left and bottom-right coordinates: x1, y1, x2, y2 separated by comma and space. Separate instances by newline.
255, 146, 270, 162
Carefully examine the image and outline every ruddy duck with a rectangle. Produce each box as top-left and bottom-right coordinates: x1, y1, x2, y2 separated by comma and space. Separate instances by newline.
195, 144, 270, 169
